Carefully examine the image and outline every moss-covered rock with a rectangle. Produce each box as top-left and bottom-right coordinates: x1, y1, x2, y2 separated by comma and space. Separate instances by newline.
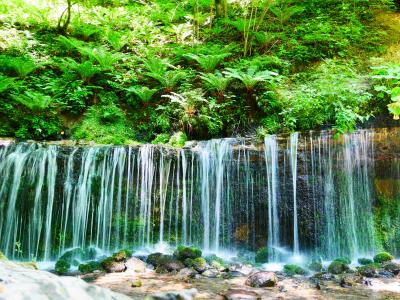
283, 264, 307, 276
78, 261, 101, 274
155, 255, 185, 273
204, 255, 226, 268
358, 258, 373, 265
173, 246, 202, 261
192, 257, 207, 273
357, 263, 380, 277
101, 257, 126, 273
328, 260, 349, 274
131, 280, 142, 287
147, 252, 163, 266
59, 246, 97, 266
333, 257, 351, 265
373, 252, 394, 263
55, 259, 71, 275
308, 260, 323, 272
255, 247, 268, 263
112, 249, 132, 262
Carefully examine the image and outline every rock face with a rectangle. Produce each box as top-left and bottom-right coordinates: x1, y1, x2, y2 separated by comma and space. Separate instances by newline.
245, 272, 278, 288
0, 260, 131, 300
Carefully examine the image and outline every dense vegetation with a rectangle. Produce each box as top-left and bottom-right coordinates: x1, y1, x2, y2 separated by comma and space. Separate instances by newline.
0, 0, 399, 144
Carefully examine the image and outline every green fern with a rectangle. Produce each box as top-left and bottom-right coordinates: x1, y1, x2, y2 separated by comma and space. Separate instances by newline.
146, 70, 186, 92
61, 58, 101, 82
11, 91, 51, 111
0, 75, 16, 93
185, 53, 230, 72
223, 66, 278, 91
0, 55, 37, 78
127, 86, 158, 103
200, 71, 230, 101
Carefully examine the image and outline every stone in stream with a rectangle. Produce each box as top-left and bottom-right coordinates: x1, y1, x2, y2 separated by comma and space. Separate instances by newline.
245, 271, 278, 288
125, 257, 146, 272
202, 269, 219, 278
178, 268, 198, 280
144, 288, 197, 300
223, 289, 261, 300
383, 262, 400, 275
155, 255, 185, 273
101, 257, 127, 273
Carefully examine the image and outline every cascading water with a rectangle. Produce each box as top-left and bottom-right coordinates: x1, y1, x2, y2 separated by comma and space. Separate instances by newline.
0, 129, 398, 262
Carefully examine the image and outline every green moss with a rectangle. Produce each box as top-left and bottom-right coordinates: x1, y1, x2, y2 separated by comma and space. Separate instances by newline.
0, 251, 8, 260
131, 280, 142, 287
333, 257, 351, 265
373, 251, 394, 263
192, 257, 207, 272
255, 247, 268, 263
151, 133, 170, 145
308, 260, 323, 272
358, 258, 374, 265
112, 249, 132, 262
146, 252, 163, 266
78, 261, 101, 274
169, 132, 187, 148
55, 259, 71, 275
283, 264, 307, 276
328, 260, 349, 274
173, 245, 202, 261
100, 257, 114, 269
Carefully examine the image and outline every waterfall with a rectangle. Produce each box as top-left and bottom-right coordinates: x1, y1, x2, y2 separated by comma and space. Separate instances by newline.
0, 129, 396, 261
289, 133, 299, 255
264, 136, 280, 261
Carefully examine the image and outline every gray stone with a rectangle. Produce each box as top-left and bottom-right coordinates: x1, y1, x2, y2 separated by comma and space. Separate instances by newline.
126, 257, 146, 272
145, 288, 197, 300
245, 271, 278, 288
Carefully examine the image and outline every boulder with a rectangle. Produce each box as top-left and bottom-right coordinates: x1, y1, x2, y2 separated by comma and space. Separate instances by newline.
131, 280, 142, 287
357, 263, 380, 278
223, 289, 261, 300
112, 249, 132, 262
147, 252, 163, 266
358, 258, 373, 265
156, 255, 185, 273
59, 246, 98, 266
383, 262, 400, 275
0, 260, 131, 299
373, 252, 394, 263
313, 272, 334, 281
202, 269, 219, 278
283, 264, 307, 276
55, 259, 71, 275
101, 257, 127, 273
79, 261, 101, 274
328, 261, 349, 274
245, 271, 278, 288
126, 257, 146, 272
308, 261, 323, 272
178, 268, 197, 280
340, 274, 360, 288
192, 257, 207, 273
173, 246, 202, 261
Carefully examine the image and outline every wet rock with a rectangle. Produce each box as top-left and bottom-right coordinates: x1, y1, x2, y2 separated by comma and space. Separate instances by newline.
173, 246, 202, 261
59, 246, 98, 266
245, 271, 278, 288
379, 270, 394, 278
156, 255, 185, 273
17, 261, 39, 270
308, 260, 323, 272
373, 252, 394, 263
202, 269, 219, 278
340, 274, 360, 288
55, 259, 71, 275
126, 257, 146, 272
357, 263, 380, 278
147, 252, 163, 266
383, 262, 400, 275
312, 272, 334, 281
79, 261, 101, 274
328, 261, 349, 274
226, 270, 246, 278
145, 288, 197, 300
131, 280, 142, 287
101, 257, 127, 273
178, 268, 197, 280
223, 289, 261, 300
192, 257, 207, 273
112, 249, 132, 262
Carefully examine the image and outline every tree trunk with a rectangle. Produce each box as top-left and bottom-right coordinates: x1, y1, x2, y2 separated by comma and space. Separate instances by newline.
57, 0, 72, 34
